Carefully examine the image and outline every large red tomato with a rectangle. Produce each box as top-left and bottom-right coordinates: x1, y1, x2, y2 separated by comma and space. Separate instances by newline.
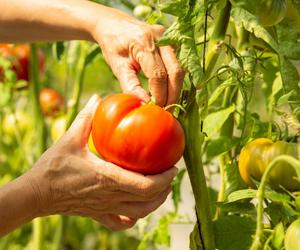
92, 93, 185, 174
0, 44, 45, 81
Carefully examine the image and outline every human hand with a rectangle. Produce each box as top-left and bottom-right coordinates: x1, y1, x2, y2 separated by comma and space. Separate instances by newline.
28, 95, 177, 230
92, 7, 184, 106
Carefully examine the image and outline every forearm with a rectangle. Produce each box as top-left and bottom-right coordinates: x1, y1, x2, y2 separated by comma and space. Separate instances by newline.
0, 0, 110, 43
0, 170, 40, 236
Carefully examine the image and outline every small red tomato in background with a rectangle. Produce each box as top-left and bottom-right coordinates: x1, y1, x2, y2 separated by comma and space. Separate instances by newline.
0, 44, 45, 81
92, 93, 185, 175
39, 88, 65, 117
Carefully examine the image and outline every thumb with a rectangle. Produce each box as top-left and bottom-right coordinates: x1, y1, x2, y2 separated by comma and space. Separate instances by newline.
67, 94, 100, 145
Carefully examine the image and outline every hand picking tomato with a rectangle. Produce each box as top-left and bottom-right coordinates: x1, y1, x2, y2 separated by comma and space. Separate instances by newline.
239, 138, 300, 191
284, 218, 300, 250
91, 93, 185, 174
39, 88, 65, 117
0, 44, 45, 81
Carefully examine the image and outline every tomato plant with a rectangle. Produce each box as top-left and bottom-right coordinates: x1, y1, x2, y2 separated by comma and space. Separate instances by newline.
239, 138, 300, 190
285, 218, 300, 250
92, 93, 185, 174
39, 88, 64, 117
0, 44, 44, 81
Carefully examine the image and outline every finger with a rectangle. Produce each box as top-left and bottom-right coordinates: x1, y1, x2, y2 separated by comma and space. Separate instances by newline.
114, 187, 171, 219
67, 94, 100, 145
131, 42, 168, 106
117, 58, 150, 102
158, 46, 184, 105
93, 160, 178, 197
94, 214, 137, 231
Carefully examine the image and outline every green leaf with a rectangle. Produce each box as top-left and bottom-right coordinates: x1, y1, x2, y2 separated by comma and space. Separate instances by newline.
206, 136, 240, 160
277, 20, 300, 60
84, 46, 101, 67
53, 41, 65, 61
152, 213, 176, 246
279, 55, 300, 105
0, 83, 12, 108
159, 0, 190, 17
265, 202, 298, 226
231, 7, 280, 52
272, 223, 285, 249
214, 215, 256, 250
203, 105, 235, 138
276, 90, 295, 107
226, 189, 291, 203
171, 169, 186, 212
189, 224, 203, 250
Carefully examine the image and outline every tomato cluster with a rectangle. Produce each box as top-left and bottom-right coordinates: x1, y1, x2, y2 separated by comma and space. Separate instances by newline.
0, 44, 44, 81
92, 94, 185, 174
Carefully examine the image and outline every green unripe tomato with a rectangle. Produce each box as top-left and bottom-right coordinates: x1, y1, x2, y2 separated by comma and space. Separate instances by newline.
2, 111, 30, 138
133, 5, 152, 18
285, 219, 300, 250
50, 116, 97, 155
50, 116, 66, 142
239, 138, 300, 191
256, 0, 287, 27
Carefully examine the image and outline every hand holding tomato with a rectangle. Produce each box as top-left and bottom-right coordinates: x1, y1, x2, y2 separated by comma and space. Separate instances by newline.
0, 95, 177, 235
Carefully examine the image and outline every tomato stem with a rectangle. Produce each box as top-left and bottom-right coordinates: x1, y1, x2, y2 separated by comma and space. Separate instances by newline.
164, 103, 186, 113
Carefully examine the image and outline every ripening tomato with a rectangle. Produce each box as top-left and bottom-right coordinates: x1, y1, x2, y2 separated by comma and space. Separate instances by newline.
39, 88, 65, 117
0, 44, 45, 81
284, 219, 300, 250
256, 0, 287, 27
91, 93, 185, 174
239, 138, 300, 190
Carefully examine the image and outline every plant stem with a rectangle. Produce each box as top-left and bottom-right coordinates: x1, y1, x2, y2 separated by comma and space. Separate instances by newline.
250, 155, 300, 250
30, 44, 47, 250
181, 99, 215, 250
204, 0, 231, 79
66, 42, 88, 128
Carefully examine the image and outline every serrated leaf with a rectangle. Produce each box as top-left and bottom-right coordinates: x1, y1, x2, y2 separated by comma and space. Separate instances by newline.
159, 0, 190, 17
214, 215, 255, 250
231, 7, 280, 52
203, 105, 235, 138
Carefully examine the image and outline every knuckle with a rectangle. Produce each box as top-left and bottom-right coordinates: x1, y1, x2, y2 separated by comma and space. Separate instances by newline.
153, 24, 166, 35
150, 67, 168, 82
170, 65, 185, 79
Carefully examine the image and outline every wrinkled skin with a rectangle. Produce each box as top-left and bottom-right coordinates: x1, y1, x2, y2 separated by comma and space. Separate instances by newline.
0, 95, 177, 236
